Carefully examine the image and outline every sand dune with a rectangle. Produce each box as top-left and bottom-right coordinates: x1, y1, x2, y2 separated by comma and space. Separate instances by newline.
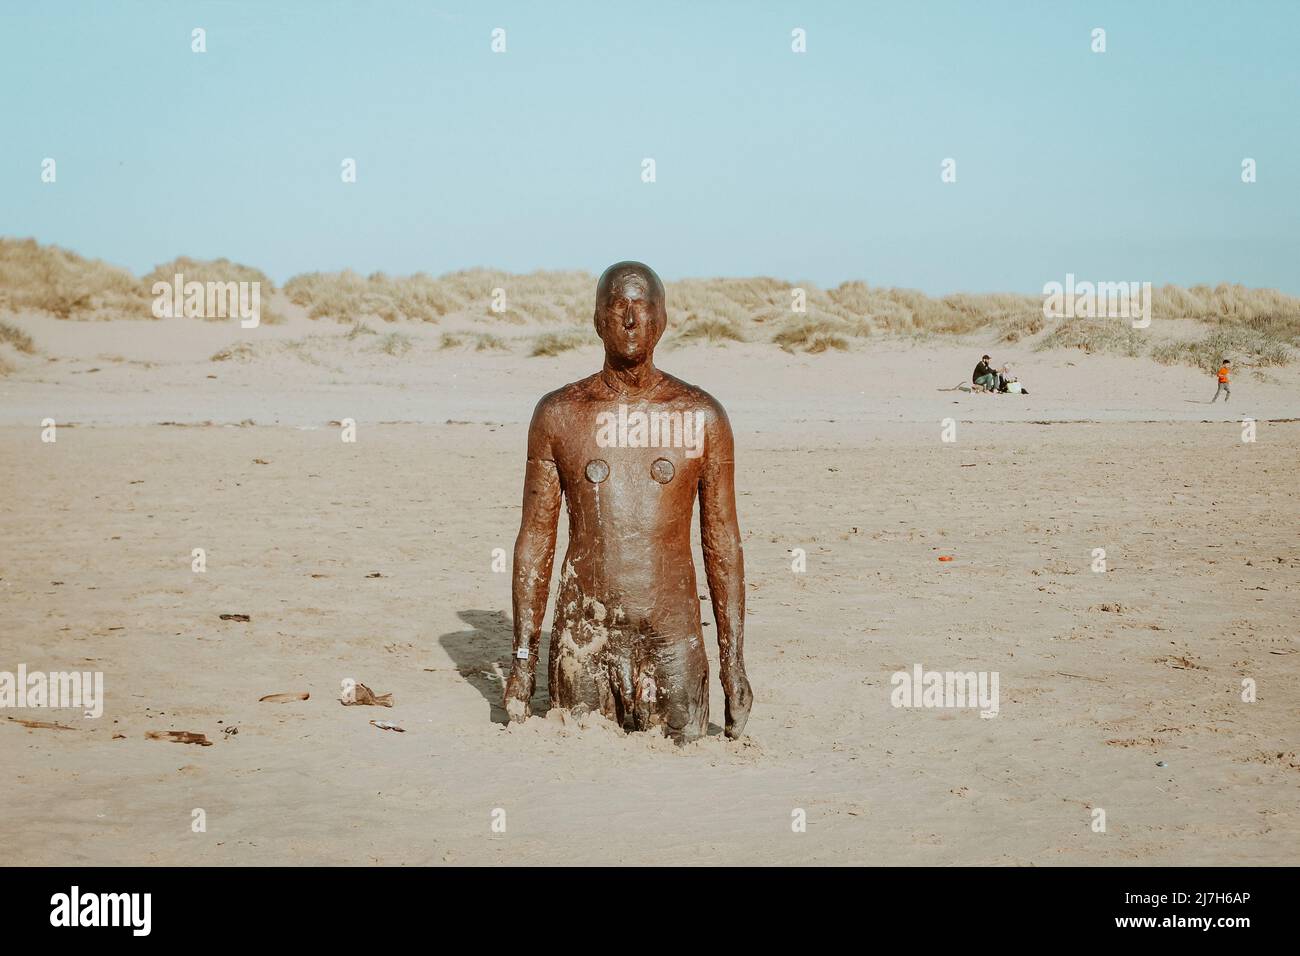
4, 237, 1299, 372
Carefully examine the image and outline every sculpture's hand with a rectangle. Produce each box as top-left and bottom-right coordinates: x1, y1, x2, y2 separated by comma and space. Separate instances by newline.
722, 666, 752, 739
698, 400, 750, 740
503, 663, 533, 723
506, 410, 561, 726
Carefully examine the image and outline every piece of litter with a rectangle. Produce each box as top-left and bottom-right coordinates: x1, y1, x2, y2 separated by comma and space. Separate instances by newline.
6, 716, 75, 731
145, 730, 212, 746
219, 613, 251, 622
340, 683, 393, 707
1156, 760, 1168, 768
371, 720, 405, 733
938, 556, 954, 562
259, 692, 309, 703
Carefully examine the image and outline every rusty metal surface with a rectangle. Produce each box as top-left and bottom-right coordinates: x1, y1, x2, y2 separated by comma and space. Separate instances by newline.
503, 262, 752, 742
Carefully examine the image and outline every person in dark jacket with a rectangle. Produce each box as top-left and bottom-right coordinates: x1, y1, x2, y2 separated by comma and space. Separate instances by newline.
972, 355, 999, 392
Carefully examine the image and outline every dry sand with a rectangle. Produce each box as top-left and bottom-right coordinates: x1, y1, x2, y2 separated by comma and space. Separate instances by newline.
1, 311, 1297, 865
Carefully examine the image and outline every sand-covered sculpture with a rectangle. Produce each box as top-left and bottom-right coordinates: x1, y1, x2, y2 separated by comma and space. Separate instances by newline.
503, 261, 752, 741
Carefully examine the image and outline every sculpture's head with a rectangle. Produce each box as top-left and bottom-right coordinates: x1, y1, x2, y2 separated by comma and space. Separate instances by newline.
593, 261, 666, 366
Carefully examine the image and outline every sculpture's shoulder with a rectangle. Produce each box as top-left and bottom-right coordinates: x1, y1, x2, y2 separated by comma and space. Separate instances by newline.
530, 374, 602, 430
658, 372, 730, 424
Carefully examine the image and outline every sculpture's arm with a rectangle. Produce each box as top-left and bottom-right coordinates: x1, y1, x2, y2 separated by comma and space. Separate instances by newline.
503, 401, 562, 722
698, 403, 753, 739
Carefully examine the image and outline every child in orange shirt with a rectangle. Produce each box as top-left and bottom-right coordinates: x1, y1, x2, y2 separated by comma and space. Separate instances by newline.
1211, 359, 1230, 402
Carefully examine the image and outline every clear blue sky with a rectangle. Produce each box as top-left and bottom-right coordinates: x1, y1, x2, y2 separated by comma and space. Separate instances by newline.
2, 0, 1296, 292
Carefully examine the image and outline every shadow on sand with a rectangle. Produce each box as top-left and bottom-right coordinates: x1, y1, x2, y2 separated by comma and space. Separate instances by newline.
438, 609, 549, 725
438, 608, 725, 736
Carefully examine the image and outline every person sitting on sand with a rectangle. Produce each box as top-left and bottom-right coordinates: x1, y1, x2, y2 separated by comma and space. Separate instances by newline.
1211, 359, 1231, 403
972, 355, 999, 392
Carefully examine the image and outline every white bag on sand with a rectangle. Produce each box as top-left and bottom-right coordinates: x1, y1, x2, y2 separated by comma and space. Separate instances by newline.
1006, 381, 1022, 394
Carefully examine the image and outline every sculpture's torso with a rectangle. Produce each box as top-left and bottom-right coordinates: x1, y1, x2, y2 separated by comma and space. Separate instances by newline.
541, 372, 715, 738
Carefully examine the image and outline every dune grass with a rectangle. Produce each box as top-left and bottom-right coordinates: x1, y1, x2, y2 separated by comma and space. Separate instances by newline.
441, 331, 511, 351
143, 256, 283, 324
772, 318, 854, 353
0, 319, 36, 353
530, 329, 589, 357
0, 239, 286, 323
673, 315, 747, 345
0, 318, 36, 376
1035, 318, 1149, 358
373, 331, 414, 356
345, 320, 380, 340
4, 239, 1299, 365
142, 256, 275, 293
1152, 327, 1293, 372
285, 270, 465, 323
210, 342, 257, 362
0, 238, 148, 319
472, 333, 510, 351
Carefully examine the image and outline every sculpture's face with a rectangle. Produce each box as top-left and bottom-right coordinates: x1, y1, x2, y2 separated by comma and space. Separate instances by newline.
595, 269, 666, 365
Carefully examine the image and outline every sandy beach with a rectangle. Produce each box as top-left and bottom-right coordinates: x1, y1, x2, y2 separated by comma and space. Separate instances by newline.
2, 308, 1296, 865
